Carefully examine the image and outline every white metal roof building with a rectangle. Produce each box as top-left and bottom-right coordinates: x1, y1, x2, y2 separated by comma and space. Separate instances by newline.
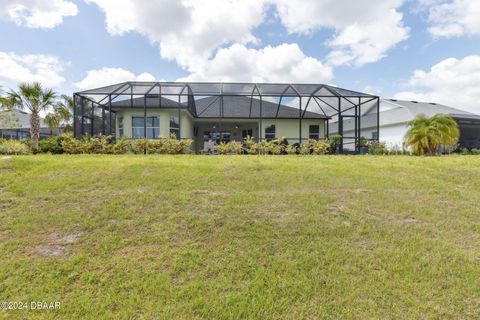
341, 99, 480, 149
0, 110, 58, 139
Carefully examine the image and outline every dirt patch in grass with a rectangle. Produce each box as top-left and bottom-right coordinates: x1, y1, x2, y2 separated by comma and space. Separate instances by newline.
402, 217, 421, 224
193, 189, 223, 196
34, 232, 83, 257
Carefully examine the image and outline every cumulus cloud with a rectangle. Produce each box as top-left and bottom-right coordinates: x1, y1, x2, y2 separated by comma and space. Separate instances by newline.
179, 43, 333, 83
87, 0, 409, 77
419, 0, 480, 38
74, 68, 155, 90
0, 51, 66, 88
394, 55, 480, 113
0, 0, 78, 29
273, 0, 409, 66
87, 0, 266, 69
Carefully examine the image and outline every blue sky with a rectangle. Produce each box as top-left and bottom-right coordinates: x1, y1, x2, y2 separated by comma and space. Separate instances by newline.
0, 0, 479, 112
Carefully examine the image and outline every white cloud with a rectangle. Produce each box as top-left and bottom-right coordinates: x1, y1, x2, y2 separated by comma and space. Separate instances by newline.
0, 0, 78, 29
74, 68, 155, 89
88, 0, 409, 73
0, 51, 66, 88
273, 0, 409, 66
419, 0, 480, 38
178, 43, 333, 83
394, 55, 480, 113
86, 0, 266, 69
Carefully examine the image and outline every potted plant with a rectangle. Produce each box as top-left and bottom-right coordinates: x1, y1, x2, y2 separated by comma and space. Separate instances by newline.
358, 136, 368, 155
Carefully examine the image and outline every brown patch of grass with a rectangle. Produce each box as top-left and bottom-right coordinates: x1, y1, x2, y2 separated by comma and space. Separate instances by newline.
34, 232, 83, 257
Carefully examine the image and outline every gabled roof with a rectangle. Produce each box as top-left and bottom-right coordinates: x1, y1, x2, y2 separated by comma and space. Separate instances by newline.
193, 96, 326, 119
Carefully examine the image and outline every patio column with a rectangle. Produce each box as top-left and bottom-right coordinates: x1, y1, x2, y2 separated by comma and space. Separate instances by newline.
299, 96, 302, 144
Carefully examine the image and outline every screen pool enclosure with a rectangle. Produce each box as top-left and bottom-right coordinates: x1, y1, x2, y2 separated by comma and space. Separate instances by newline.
73, 82, 379, 153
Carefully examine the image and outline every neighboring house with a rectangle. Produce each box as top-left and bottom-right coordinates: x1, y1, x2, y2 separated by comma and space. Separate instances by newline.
74, 82, 379, 153
342, 99, 480, 149
0, 109, 59, 139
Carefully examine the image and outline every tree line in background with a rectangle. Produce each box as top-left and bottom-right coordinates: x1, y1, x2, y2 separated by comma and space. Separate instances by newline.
0, 82, 462, 156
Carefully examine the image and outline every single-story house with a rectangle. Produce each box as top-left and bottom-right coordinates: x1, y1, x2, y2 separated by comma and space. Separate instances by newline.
73, 82, 380, 153
341, 99, 480, 150
0, 109, 59, 139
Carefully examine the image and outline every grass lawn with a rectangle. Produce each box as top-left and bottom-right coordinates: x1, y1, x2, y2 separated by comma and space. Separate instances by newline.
0, 155, 479, 319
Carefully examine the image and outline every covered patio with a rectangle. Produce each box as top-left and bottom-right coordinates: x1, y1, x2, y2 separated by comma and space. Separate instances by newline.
73, 82, 380, 153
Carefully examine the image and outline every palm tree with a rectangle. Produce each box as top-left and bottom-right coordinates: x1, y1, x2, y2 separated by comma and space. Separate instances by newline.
45, 95, 73, 133
6, 82, 57, 147
404, 113, 460, 155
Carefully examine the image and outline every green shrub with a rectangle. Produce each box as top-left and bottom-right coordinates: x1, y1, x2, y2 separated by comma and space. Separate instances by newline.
130, 139, 148, 154
0, 140, 31, 155
368, 141, 388, 155
298, 139, 330, 155
215, 142, 230, 154
358, 136, 368, 147
38, 135, 65, 154
82, 135, 113, 154
471, 148, 480, 155
299, 142, 312, 155
269, 143, 283, 155
328, 134, 342, 153
112, 138, 131, 154
242, 136, 258, 154
257, 140, 282, 155
61, 135, 83, 154
168, 138, 193, 154
227, 141, 242, 154
146, 139, 168, 154
312, 140, 330, 155
285, 145, 298, 154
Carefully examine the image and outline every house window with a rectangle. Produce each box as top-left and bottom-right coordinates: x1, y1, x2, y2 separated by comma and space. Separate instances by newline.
170, 116, 180, 138
309, 125, 320, 140
132, 116, 160, 139
265, 124, 276, 140
118, 117, 124, 137
372, 131, 378, 140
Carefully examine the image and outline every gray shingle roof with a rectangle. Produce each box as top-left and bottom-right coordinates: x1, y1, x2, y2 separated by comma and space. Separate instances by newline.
111, 95, 327, 119
194, 96, 326, 119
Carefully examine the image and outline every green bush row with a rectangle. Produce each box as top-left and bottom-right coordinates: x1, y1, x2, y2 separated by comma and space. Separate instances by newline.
60, 134, 193, 154
460, 148, 480, 155
215, 137, 332, 155
0, 134, 193, 155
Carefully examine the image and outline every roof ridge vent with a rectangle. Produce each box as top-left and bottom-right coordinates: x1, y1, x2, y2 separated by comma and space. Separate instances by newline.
389, 99, 397, 101
411, 101, 418, 103
430, 102, 437, 105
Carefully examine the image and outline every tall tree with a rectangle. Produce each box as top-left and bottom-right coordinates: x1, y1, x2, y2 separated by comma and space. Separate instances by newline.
404, 113, 460, 155
45, 95, 73, 132
6, 82, 57, 147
